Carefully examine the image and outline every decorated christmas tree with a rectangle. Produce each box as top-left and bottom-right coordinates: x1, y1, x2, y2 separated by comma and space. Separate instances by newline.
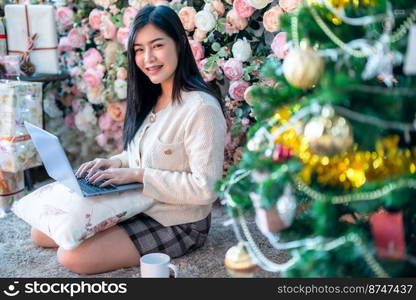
220, 0, 416, 277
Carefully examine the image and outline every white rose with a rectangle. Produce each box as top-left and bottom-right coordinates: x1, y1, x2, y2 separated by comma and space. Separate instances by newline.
232, 39, 252, 62
114, 79, 127, 99
203, 3, 219, 18
204, 3, 215, 12
128, 0, 149, 10
75, 104, 97, 132
246, 0, 273, 9
195, 10, 217, 33
87, 85, 104, 104
43, 92, 63, 118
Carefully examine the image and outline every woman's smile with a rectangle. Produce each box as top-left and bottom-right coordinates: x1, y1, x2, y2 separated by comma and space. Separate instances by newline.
145, 64, 164, 75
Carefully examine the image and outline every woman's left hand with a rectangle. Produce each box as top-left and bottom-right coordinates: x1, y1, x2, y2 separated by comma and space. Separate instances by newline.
87, 168, 144, 187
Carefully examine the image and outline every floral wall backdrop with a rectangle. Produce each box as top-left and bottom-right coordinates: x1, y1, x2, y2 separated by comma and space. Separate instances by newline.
48, 0, 297, 169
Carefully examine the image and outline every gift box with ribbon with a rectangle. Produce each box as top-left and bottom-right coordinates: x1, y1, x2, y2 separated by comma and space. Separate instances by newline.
5, 4, 59, 75
0, 80, 43, 172
0, 170, 24, 218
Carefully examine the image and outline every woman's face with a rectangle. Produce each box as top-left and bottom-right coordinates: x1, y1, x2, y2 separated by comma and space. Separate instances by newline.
133, 24, 179, 86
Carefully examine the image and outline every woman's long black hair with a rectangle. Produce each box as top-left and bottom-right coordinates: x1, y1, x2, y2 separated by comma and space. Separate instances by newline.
123, 4, 223, 149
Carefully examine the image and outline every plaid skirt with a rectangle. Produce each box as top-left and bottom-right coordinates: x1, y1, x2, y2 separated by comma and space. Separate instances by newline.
118, 213, 211, 258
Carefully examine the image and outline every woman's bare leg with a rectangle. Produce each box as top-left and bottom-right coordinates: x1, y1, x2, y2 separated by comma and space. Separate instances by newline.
31, 228, 59, 248
57, 225, 140, 275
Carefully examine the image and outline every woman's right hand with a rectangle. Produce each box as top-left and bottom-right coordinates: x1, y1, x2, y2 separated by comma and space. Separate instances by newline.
75, 158, 122, 179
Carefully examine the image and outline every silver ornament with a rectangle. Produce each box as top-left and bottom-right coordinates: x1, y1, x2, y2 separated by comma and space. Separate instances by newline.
276, 184, 297, 228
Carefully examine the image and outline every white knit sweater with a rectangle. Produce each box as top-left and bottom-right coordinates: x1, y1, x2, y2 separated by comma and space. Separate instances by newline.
111, 90, 226, 226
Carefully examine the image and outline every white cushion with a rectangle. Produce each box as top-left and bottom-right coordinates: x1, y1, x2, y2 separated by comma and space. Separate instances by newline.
12, 181, 154, 250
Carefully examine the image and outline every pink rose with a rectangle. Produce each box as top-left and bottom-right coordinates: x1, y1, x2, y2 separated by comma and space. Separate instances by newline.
212, 0, 226, 17
123, 7, 138, 27
229, 80, 250, 100
178, 6, 197, 32
279, 0, 301, 13
82, 68, 104, 88
56, 7, 74, 31
83, 48, 103, 69
95, 133, 108, 147
193, 28, 207, 41
101, 13, 117, 39
64, 113, 75, 128
271, 32, 289, 59
233, 0, 255, 18
224, 22, 239, 35
189, 39, 204, 61
98, 112, 113, 131
117, 27, 130, 48
226, 9, 248, 31
223, 58, 243, 81
263, 6, 284, 33
67, 28, 86, 49
89, 9, 104, 30
58, 37, 73, 53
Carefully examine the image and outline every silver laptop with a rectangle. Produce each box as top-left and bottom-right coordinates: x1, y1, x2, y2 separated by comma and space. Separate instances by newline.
24, 121, 142, 197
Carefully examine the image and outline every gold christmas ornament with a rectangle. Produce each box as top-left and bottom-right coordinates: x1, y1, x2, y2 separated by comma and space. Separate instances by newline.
282, 41, 324, 89
224, 242, 260, 277
303, 106, 353, 156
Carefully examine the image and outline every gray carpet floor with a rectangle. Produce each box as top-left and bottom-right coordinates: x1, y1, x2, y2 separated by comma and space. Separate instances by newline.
0, 198, 288, 278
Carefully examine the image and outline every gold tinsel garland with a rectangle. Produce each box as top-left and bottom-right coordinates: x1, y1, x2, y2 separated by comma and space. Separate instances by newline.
269, 107, 416, 189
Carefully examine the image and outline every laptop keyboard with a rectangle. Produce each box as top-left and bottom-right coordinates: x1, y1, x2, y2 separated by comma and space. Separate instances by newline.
77, 177, 117, 194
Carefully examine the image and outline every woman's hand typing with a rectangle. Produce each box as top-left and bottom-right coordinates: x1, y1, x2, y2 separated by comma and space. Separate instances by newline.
87, 168, 144, 187
75, 158, 122, 179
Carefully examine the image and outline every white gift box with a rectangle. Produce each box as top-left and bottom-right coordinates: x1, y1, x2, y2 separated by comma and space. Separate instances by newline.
5, 4, 59, 74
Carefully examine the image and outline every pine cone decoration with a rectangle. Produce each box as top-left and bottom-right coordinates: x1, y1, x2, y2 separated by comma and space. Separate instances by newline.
20, 59, 36, 76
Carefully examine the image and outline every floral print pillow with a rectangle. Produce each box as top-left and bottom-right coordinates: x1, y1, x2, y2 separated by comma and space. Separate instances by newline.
12, 181, 153, 250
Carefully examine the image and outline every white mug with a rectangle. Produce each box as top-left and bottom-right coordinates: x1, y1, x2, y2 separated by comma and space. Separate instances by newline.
140, 253, 179, 278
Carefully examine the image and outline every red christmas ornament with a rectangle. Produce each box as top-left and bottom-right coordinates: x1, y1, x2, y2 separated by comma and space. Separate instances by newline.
370, 210, 406, 261
272, 144, 293, 163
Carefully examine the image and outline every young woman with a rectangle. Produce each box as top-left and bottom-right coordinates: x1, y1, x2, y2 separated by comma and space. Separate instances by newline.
31, 4, 226, 275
